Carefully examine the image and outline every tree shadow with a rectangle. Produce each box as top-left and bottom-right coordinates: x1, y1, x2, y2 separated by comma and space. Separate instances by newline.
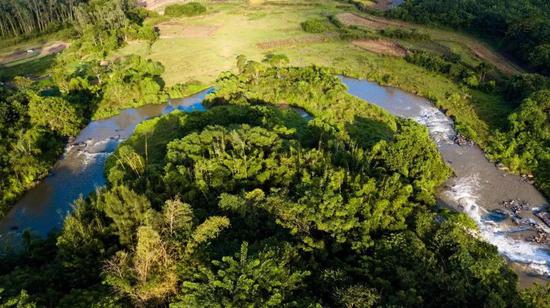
345, 115, 394, 147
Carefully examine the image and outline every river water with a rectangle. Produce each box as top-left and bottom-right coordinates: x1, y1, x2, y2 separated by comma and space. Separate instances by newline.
1, 78, 548, 284
341, 77, 550, 285
0, 90, 210, 239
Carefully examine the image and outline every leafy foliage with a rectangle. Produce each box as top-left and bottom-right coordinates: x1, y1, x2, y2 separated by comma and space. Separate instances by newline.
488, 90, 550, 196
301, 17, 332, 33
164, 2, 207, 17
0, 65, 546, 306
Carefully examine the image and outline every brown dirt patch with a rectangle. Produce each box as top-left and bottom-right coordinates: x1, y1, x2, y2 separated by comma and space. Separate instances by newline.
336, 12, 409, 30
352, 39, 407, 57
464, 40, 522, 76
157, 21, 220, 39
0, 42, 68, 65
337, 12, 522, 75
257, 34, 336, 49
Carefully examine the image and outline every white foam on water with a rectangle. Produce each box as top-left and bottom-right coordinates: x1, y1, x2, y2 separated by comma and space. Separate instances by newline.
445, 174, 550, 276
413, 106, 456, 144
75, 137, 122, 166
78, 151, 109, 166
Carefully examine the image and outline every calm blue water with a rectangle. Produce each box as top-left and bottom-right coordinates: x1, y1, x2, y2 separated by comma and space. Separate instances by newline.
0, 90, 211, 238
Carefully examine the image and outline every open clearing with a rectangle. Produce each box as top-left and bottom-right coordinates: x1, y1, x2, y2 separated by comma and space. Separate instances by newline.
257, 34, 336, 49
336, 12, 523, 76
116, 1, 357, 85
0, 41, 68, 66
352, 39, 407, 57
113, 0, 519, 143
157, 21, 221, 38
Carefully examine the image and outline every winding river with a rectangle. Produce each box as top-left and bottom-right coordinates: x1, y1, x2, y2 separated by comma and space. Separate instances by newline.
1, 78, 548, 285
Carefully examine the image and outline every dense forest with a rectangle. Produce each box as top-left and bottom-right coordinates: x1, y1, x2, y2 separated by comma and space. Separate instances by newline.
389, 0, 550, 75
0, 0, 86, 39
0, 0, 550, 306
3, 63, 549, 307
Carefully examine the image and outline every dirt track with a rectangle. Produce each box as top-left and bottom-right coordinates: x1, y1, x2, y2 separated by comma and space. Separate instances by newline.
336, 13, 523, 75
352, 39, 407, 57
257, 34, 337, 49
0, 42, 68, 65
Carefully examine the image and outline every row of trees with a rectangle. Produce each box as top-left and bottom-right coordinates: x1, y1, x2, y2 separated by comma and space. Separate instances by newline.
0, 0, 86, 38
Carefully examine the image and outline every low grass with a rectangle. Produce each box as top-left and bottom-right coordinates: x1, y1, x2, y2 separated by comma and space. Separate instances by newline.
0, 54, 57, 81
115, 1, 351, 85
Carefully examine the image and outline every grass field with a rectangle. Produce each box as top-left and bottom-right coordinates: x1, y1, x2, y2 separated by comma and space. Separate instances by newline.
116, 1, 351, 85
0, 0, 520, 147
113, 0, 518, 145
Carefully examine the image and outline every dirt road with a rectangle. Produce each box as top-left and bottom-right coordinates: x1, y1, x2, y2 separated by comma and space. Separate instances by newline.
337, 13, 523, 76
0, 41, 68, 66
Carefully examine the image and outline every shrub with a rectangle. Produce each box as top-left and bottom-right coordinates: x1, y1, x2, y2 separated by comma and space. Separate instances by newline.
301, 18, 329, 33
164, 2, 206, 17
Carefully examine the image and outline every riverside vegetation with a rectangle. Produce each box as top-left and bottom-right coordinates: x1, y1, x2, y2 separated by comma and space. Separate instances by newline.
0, 0, 549, 306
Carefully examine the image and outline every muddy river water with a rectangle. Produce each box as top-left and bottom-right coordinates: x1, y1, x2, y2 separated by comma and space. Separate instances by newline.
1, 78, 548, 285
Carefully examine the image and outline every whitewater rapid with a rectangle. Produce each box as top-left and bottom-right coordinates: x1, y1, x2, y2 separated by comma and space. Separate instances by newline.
341, 76, 550, 278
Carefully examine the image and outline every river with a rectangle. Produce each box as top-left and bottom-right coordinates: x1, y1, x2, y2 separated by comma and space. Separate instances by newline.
1, 78, 548, 285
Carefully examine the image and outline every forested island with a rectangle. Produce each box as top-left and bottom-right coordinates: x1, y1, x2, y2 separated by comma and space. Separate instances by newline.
0, 0, 549, 306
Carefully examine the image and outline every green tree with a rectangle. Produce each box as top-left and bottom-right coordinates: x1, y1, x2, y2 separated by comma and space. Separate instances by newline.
28, 96, 81, 136
176, 242, 311, 307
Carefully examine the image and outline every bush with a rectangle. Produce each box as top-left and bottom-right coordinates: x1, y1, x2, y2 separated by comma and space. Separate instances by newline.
380, 28, 429, 41
164, 2, 206, 17
301, 18, 329, 33
165, 80, 205, 98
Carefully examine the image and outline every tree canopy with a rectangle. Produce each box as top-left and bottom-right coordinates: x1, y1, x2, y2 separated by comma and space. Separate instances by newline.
2, 65, 544, 307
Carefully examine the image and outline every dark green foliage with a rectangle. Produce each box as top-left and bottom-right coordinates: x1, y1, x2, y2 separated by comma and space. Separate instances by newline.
380, 28, 429, 41
0, 83, 67, 215
390, 0, 550, 75
177, 242, 312, 307
95, 55, 167, 119
488, 90, 550, 197
72, 0, 158, 55
504, 73, 550, 103
0, 65, 546, 307
164, 2, 207, 17
405, 50, 481, 87
28, 95, 82, 136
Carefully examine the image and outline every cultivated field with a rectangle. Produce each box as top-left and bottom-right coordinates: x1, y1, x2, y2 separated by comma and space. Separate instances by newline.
336, 12, 523, 76
352, 39, 407, 57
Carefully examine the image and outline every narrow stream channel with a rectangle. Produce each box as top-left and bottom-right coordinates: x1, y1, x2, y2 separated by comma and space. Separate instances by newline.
1, 78, 548, 285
